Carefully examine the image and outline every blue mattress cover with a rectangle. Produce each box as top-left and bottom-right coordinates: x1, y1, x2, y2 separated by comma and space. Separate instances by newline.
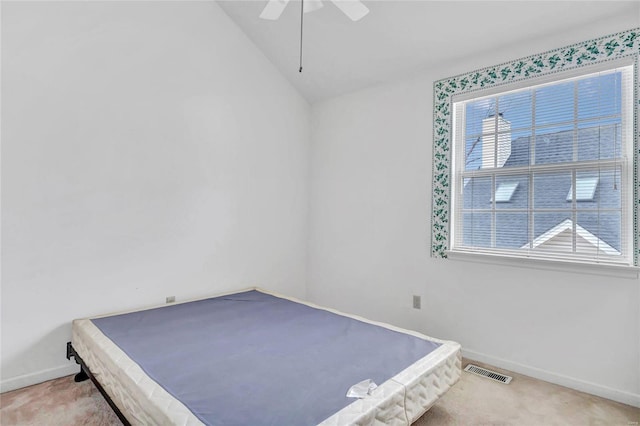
91, 290, 441, 425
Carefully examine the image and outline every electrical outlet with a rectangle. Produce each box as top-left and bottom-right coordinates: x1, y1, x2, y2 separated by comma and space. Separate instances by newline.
412, 295, 421, 309
166, 296, 175, 304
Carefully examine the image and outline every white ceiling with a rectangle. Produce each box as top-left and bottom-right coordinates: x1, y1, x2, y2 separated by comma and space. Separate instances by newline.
217, 1, 640, 103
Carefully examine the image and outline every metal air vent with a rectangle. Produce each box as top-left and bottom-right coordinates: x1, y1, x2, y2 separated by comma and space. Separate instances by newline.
464, 364, 512, 384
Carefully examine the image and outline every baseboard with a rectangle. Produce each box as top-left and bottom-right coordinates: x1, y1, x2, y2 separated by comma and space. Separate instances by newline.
0, 364, 78, 393
3, 351, 638, 409
462, 348, 640, 408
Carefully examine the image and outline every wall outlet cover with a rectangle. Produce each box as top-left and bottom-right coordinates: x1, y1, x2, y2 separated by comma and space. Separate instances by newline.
412, 295, 421, 309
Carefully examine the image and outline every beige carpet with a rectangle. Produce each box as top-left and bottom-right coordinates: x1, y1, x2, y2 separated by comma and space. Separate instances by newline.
1, 360, 638, 425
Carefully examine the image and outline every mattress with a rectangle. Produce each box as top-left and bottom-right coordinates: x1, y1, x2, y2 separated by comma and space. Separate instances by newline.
71, 288, 461, 425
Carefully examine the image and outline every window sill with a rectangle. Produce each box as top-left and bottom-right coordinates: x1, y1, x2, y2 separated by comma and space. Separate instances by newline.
446, 250, 640, 280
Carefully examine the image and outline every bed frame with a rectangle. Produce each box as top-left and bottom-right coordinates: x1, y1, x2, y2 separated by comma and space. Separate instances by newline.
67, 341, 131, 426
67, 288, 461, 425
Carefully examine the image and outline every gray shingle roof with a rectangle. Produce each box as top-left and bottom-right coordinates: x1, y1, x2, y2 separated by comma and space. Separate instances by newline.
462, 124, 622, 252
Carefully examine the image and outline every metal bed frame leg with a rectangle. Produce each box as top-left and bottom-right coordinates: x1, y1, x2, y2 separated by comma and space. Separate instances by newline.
74, 369, 89, 383
66, 342, 89, 381
66, 341, 131, 426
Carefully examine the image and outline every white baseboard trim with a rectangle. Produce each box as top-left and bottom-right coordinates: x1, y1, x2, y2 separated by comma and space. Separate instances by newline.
462, 348, 640, 408
3, 351, 638, 409
0, 364, 78, 393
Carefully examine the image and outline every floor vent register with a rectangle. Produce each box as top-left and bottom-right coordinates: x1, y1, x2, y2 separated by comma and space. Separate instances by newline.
464, 364, 512, 384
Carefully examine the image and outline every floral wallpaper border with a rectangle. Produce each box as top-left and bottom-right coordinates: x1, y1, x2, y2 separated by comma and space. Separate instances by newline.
431, 28, 640, 266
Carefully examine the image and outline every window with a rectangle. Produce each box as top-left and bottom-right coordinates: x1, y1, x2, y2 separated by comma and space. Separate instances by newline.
566, 177, 598, 201
494, 182, 518, 202
450, 63, 633, 265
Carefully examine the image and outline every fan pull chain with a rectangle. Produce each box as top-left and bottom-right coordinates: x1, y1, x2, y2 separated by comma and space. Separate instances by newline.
299, 0, 304, 72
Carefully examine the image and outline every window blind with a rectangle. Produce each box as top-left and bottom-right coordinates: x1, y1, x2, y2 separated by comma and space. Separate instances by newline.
451, 64, 633, 265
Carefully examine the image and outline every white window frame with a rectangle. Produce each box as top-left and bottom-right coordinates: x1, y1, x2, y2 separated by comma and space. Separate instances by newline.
449, 59, 635, 268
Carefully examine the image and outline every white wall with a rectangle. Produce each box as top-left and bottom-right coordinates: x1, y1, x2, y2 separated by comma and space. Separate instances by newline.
1, 1, 310, 391
3, 0, 639, 407
308, 15, 640, 406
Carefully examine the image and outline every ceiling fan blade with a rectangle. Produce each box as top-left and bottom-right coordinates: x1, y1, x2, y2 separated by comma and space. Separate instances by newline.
329, 0, 369, 21
260, 0, 291, 20
304, 0, 324, 14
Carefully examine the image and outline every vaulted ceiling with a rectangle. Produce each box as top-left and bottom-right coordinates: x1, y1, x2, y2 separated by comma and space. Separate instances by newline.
217, 1, 640, 103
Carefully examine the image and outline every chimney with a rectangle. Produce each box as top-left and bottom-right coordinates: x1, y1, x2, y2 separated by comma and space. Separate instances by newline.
481, 114, 511, 168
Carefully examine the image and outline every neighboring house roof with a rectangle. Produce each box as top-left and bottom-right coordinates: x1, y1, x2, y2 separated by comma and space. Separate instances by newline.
522, 218, 620, 256
463, 123, 622, 253
504, 124, 622, 168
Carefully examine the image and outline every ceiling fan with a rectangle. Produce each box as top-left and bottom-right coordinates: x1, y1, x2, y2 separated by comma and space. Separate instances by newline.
260, 0, 369, 22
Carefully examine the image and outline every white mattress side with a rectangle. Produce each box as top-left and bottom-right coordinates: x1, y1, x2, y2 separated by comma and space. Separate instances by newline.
399, 342, 462, 423
72, 318, 204, 426
318, 341, 461, 426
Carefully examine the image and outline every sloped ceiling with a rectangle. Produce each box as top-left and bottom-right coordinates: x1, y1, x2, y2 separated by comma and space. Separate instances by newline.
217, 1, 640, 103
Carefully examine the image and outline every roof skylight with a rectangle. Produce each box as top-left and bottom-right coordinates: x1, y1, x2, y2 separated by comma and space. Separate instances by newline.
494, 182, 518, 202
566, 177, 598, 201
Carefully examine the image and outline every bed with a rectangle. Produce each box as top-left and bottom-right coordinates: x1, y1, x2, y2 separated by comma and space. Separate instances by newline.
67, 288, 461, 425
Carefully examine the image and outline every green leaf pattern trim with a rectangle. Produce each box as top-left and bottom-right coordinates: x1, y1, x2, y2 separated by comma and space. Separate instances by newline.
431, 28, 640, 266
